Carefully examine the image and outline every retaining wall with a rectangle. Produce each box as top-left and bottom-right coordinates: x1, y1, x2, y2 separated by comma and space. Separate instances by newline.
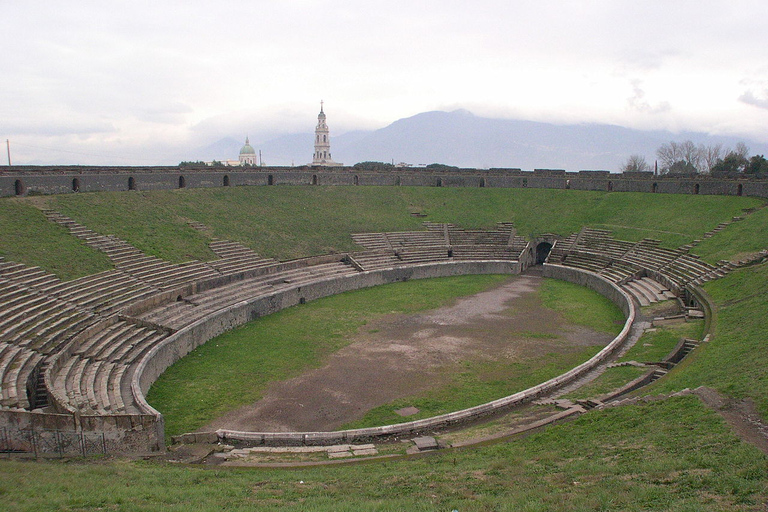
2, 166, 767, 198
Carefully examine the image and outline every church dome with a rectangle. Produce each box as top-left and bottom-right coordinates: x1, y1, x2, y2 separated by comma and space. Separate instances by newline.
239, 137, 256, 155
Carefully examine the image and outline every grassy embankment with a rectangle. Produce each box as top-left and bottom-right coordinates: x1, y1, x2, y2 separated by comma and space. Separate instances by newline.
149, 276, 624, 438
2, 186, 752, 273
1, 395, 764, 511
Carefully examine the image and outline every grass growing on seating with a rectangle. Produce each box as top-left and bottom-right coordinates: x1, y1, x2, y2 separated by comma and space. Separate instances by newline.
693, 203, 768, 264
621, 320, 704, 363
0, 198, 112, 280
652, 262, 768, 419
564, 321, 703, 401
147, 274, 511, 438
1, 396, 765, 511
49, 191, 218, 264
34, 187, 759, 265
565, 365, 649, 400
342, 279, 624, 429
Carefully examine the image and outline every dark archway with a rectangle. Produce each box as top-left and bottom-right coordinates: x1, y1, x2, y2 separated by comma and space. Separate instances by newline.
178, 176, 186, 188
436, 178, 442, 187
607, 181, 613, 192
652, 182, 658, 193
693, 183, 700, 195
268, 174, 274, 185
354, 175, 359, 186
128, 177, 136, 190
535, 242, 553, 264
14, 179, 25, 196
479, 178, 486, 188
737, 183, 743, 196
72, 178, 80, 192
223, 175, 230, 187
311, 174, 318, 185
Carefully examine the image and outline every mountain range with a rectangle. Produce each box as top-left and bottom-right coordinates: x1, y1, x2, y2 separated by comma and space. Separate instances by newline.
195, 110, 768, 172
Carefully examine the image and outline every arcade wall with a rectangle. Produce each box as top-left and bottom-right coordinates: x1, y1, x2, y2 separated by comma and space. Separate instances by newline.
2, 166, 767, 198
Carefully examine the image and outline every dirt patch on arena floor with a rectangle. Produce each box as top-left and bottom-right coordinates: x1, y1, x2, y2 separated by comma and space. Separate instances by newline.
205, 274, 616, 433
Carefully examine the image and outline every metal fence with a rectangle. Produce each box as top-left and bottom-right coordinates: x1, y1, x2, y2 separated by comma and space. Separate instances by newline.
0, 427, 106, 457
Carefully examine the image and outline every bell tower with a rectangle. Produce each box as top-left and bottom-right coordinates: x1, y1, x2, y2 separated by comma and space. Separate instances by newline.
312, 101, 342, 166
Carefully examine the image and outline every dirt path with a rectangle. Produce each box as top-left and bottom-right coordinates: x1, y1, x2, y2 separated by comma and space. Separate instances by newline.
205, 275, 614, 433
693, 387, 768, 456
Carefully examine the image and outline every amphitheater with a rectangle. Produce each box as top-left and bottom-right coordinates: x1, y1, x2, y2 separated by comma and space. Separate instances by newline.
1, 165, 767, 460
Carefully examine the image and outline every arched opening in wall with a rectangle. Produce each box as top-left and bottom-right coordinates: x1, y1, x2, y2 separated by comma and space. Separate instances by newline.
436, 178, 442, 187
128, 177, 136, 190
479, 178, 486, 188
72, 178, 80, 192
535, 242, 553, 264
354, 175, 359, 185
607, 181, 613, 191
737, 183, 743, 196
14, 179, 25, 196
395, 176, 401, 186
311, 174, 318, 185
223, 175, 230, 187
178, 176, 186, 189
693, 183, 700, 195
268, 175, 274, 185
565, 179, 571, 190
522, 178, 528, 188
652, 182, 658, 193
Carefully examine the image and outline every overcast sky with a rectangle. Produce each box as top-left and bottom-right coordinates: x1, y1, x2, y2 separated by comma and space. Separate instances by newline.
2, 1, 768, 165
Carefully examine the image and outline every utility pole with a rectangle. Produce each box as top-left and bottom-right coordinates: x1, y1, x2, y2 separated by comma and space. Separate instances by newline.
6, 139, 10, 166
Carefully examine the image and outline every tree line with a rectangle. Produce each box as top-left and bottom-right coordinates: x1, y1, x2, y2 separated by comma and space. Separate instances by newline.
622, 141, 768, 175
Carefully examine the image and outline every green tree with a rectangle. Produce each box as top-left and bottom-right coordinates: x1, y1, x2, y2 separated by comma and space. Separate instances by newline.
711, 152, 749, 174
353, 161, 395, 172
747, 154, 768, 174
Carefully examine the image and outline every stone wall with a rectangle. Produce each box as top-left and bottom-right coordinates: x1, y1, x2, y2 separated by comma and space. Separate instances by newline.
131, 262, 634, 448
2, 166, 767, 198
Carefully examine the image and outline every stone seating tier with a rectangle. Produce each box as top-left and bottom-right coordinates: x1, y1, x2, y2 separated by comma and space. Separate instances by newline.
138, 262, 358, 329
386, 231, 446, 248
0, 343, 41, 409
450, 245, 518, 261
396, 247, 451, 264
348, 251, 401, 271
351, 233, 391, 251
448, 231, 510, 246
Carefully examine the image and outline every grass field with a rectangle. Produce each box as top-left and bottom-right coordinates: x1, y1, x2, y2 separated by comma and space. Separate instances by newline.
0, 186, 766, 510
0, 396, 764, 511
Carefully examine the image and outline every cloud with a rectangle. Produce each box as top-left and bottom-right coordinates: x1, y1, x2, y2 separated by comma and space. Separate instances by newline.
135, 102, 194, 125
0, 120, 117, 137
619, 48, 681, 72
626, 80, 671, 114
739, 89, 768, 110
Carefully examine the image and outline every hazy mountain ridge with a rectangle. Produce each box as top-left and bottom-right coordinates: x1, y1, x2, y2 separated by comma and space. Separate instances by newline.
195, 110, 768, 172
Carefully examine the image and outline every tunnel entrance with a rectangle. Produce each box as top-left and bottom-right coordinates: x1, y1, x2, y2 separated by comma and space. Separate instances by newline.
535, 242, 552, 264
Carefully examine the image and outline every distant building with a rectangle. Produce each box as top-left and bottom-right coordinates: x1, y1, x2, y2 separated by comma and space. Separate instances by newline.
312, 101, 342, 167
239, 137, 258, 165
